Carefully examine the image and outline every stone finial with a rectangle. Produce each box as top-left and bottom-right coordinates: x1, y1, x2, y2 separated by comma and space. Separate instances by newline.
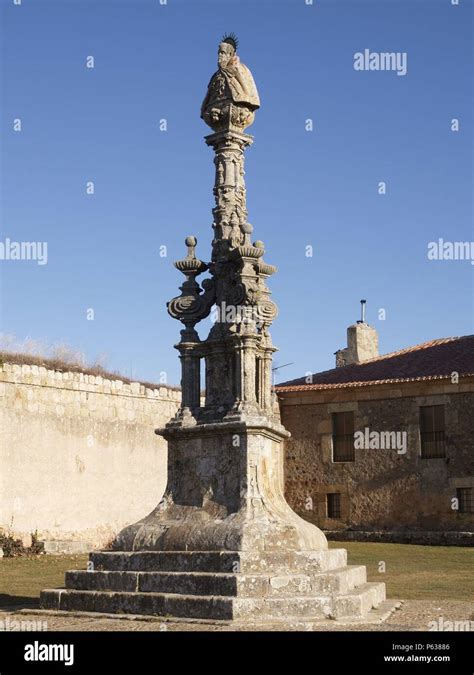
167, 238, 214, 336
185, 236, 197, 259
174, 237, 206, 274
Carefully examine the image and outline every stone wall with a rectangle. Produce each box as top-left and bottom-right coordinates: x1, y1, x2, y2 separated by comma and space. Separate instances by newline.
0, 363, 180, 551
279, 379, 474, 537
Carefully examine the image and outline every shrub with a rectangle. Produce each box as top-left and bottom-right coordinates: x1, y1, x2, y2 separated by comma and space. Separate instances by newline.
0, 529, 45, 557
0, 530, 25, 557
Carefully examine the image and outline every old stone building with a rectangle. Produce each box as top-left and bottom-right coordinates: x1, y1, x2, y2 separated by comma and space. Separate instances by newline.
276, 322, 474, 544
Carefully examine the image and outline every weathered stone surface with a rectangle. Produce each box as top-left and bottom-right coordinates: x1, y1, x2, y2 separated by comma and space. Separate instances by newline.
44, 547, 376, 620
113, 424, 327, 553
0, 363, 179, 549
64, 568, 368, 598
41, 573, 386, 621
88, 548, 348, 573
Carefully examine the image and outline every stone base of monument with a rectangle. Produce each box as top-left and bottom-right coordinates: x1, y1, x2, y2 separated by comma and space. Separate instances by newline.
40, 548, 390, 623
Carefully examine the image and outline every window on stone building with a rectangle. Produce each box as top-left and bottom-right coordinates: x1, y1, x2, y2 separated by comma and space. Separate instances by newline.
327, 493, 341, 519
332, 411, 355, 462
420, 405, 446, 458
457, 487, 472, 514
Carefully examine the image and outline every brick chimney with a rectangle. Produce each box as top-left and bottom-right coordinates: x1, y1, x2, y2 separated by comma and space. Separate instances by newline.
335, 300, 379, 367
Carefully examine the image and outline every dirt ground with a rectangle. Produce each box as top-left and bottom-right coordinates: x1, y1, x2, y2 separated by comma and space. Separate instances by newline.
1, 599, 472, 632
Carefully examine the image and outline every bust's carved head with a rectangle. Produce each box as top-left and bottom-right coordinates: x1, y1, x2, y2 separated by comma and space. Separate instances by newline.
218, 33, 238, 70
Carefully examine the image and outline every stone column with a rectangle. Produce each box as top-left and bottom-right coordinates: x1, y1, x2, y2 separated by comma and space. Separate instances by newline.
177, 340, 201, 416
205, 130, 252, 255
261, 349, 274, 412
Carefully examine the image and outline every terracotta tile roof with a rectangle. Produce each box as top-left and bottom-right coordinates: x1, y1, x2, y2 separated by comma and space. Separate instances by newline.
276, 336, 474, 392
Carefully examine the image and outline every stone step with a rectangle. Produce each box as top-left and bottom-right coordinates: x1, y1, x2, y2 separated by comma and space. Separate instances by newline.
233, 596, 333, 621
65, 565, 366, 597
320, 548, 348, 571
316, 565, 367, 594
41, 589, 234, 620
332, 582, 386, 620
40, 589, 335, 621
89, 548, 347, 574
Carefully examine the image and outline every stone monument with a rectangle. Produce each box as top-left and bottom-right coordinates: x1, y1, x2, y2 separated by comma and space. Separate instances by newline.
41, 35, 393, 625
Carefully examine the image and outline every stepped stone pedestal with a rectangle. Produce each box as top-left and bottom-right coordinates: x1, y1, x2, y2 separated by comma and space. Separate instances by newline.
41, 549, 387, 623
40, 35, 393, 627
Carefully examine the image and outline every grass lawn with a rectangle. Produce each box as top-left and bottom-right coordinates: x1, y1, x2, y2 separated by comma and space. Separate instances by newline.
329, 541, 473, 600
0, 543, 472, 609
0, 555, 88, 609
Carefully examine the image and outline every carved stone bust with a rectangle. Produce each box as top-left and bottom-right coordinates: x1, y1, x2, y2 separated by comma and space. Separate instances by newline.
201, 33, 260, 132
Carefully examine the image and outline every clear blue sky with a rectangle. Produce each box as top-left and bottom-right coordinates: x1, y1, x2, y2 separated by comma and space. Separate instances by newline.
1, 0, 472, 386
